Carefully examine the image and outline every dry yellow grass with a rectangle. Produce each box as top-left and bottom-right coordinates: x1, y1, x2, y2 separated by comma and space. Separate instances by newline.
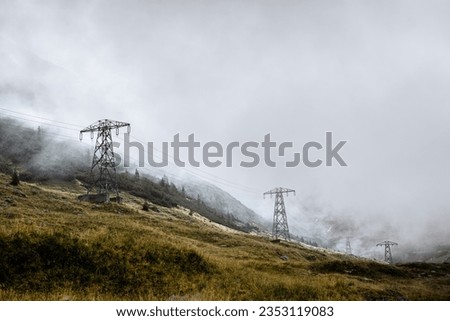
0, 173, 449, 300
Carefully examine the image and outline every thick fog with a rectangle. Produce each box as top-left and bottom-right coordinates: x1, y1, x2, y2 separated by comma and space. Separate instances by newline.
1, 0, 450, 259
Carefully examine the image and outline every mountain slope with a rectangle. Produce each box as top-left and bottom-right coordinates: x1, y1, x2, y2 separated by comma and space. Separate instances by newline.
0, 116, 261, 233
174, 176, 265, 226
0, 173, 449, 300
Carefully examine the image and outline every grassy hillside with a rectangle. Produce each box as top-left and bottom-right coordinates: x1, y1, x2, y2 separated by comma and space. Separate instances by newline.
0, 117, 258, 234
0, 173, 449, 300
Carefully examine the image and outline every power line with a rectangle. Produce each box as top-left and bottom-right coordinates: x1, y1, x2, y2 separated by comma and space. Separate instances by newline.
0, 110, 80, 132
129, 134, 260, 194
0, 107, 82, 128
0, 106, 260, 194
376, 240, 398, 264
346, 237, 352, 255
79, 119, 131, 203
264, 187, 295, 241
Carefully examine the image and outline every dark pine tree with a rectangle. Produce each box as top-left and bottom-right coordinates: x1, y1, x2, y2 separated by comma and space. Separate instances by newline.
10, 169, 20, 186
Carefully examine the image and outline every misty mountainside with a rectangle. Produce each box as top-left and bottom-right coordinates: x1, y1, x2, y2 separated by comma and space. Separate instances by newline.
1, 171, 450, 300
290, 207, 450, 264
0, 118, 90, 181
0, 35, 448, 261
402, 245, 450, 264
0, 116, 263, 233
1, 116, 449, 262
172, 176, 264, 227
0, 37, 266, 233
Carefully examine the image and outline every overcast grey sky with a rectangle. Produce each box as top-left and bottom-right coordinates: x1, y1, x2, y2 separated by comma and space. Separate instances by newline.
1, 0, 450, 255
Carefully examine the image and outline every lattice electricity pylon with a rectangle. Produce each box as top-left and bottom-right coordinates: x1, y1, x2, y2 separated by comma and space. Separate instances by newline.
346, 237, 352, 255
263, 187, 295, 241
79, 119, 130, 201
376, 240, 398, 264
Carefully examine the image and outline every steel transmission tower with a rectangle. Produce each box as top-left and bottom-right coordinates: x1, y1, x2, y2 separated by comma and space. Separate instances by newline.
79, 119, 130, 202
376, 240, 398, 264
346, 237, 352, 255
263, 187, 295, 241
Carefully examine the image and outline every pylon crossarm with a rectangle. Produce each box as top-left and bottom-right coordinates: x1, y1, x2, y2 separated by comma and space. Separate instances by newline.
264, 187, 296, 196
376, 241, 398, 247
80, 119, 131, 135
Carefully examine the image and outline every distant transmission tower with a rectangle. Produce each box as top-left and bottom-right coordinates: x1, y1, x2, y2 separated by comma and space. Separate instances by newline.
263, 187, 295, 241
79, 119, 130, 202
376, 240, 398, 264
346, 237, 352, 255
